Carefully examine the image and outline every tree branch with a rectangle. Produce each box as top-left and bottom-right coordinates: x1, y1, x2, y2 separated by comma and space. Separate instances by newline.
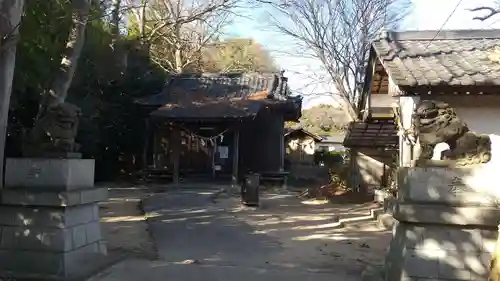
470, 6, 500, 21
271, 0, 410, 121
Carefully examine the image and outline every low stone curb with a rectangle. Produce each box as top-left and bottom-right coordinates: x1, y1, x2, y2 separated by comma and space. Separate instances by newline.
377, 213, 395, 230
212, 193, 385, 230
330, 207, 384, 229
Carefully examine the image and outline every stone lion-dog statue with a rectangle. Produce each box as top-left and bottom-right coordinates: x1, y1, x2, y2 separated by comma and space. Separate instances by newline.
415, 100, 494, 166
22, 102, 81, 157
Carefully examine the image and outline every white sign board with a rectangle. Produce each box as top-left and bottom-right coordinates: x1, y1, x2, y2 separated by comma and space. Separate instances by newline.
218, 146, 228, 159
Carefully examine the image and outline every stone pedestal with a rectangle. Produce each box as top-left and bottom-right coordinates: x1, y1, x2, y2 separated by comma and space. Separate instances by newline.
0, 158, 108, 280
385, 166, 500, 281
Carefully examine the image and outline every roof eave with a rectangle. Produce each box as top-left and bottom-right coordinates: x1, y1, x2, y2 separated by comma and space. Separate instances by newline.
284, 128, 323, 141
357, 46, 379, 119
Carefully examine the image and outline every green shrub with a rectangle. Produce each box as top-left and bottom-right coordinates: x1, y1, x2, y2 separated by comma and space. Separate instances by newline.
313, 150, 351, 190
314, 150, 347, 165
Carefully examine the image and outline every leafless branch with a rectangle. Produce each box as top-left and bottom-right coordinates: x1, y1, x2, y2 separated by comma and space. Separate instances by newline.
121, 0, 239, 72
270, 0, 410, 121
470, 6, 500, 21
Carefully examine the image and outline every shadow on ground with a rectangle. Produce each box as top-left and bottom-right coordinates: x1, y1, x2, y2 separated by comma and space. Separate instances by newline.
214, 192, 391, 274
90, 186, 390, 281
98, 183, 158, 260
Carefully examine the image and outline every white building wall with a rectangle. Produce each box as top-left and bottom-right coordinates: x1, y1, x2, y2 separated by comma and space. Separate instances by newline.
453, 107, 500, 135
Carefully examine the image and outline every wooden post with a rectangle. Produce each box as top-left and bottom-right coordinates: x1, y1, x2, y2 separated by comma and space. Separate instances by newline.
398, 96, 420, 167
232, 129, 240, 186
152, 126, 159, 169
171, 128, 181, 184
212, 141, 217, 179
279, 119, 285, 171
141, 118, 150, 169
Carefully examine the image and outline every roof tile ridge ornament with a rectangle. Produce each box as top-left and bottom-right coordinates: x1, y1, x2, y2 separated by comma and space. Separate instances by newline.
376, 28, 391, 42
279, 70, 288, 99
267, 71, 281, 99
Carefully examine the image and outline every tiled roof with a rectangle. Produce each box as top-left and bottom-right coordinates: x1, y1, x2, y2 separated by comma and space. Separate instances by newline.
150, 98, 289, 119
138, 72, 287, 106
138, 72, 297, 119
319, 135, 345, 144
343, 118, 398, 148
284, 126, 323, 141
373, 30, 500, 90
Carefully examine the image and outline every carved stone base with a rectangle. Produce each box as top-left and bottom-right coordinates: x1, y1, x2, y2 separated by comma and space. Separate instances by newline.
384, 167, 500, 281
0, 158, 108, 280
385, 220, 495, 281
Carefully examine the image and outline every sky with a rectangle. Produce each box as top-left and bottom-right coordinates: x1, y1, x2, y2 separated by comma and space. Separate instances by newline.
222, 0, 500, 108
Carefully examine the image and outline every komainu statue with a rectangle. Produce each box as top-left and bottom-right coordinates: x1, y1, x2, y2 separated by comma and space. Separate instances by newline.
415, 100, 492, 166
22, 102, 81, 157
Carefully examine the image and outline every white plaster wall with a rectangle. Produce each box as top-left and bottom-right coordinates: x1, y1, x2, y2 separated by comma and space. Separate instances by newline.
430, 95, 500, 136
317, 144, 346, 151
371, 94, 397, 107
287, 138, 316, 155
454, 107, 500, 135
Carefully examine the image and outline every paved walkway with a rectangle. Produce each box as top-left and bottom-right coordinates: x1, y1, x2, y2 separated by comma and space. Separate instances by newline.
89, 188, 390, 281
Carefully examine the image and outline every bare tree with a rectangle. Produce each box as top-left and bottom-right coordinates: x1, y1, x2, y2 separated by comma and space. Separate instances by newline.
125, 0, 237, 73
110, 0, 122, 47
38, 0, 92, 112
271, 0, 410, 121
0, 0, 25, 185
202, 38, 278, 72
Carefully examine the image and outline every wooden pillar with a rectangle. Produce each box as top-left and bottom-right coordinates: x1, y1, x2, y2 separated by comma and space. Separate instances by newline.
398, 96, 420, 167
152, 124, 160, 169
141, 118, 150, 169
279, 120, 285, 171
211, 141, 217, 179
232, 129, 240, 185
170, 127, 181, 184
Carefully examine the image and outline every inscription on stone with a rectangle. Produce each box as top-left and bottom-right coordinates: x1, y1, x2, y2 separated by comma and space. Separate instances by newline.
447, 176, 468, 195
403, 167, 498, 204
27, 166, 41, 180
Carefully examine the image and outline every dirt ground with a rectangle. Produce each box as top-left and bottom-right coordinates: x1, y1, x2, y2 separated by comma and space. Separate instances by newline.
97, 183, 158, 260
214, 191, 392, 275
97, 183, 390, 273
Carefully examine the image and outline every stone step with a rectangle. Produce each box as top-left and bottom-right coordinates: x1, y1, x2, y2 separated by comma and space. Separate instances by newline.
332, 207, 384, 229
376, 213, 395, 230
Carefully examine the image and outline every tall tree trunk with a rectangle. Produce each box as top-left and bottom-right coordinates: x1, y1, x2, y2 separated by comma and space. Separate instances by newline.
139, 0, 147, 38
110, 0, 128, 75
0, 0, 24, 186
39, 0, 91, 114
110, 0, 121, 49
174, 48, 184, 73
